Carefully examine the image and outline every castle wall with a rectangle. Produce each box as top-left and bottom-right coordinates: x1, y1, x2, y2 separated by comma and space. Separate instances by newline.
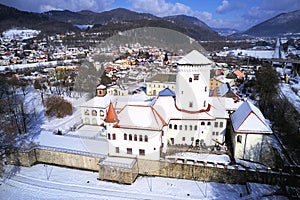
6, 147, 299, 186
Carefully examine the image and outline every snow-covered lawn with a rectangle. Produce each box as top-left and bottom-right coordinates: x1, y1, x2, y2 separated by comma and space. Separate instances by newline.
0, 164, 287, 200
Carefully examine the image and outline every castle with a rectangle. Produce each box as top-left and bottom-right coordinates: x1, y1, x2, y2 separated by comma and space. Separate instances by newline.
81, 50, 272, 163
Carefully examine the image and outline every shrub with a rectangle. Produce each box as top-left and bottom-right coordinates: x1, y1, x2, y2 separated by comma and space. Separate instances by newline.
45, 95, 73, 118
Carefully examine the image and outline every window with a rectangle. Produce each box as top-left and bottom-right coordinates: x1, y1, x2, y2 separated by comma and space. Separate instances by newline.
174, 124, 177, 130
144, 135, 148, 142
92, 110, 97, 116
115, 147, 119, 153
124, 133, 127, 140
203, 101, 206, 107
127, 148, 132, 154
201, 122, 205, 126
189, 102, 193, 108
194, 74, 199, 80
84, 109, 89, 115
108, 133, 111, 140
207, 122, 211, 126
191, 137, 194, 142
139, 135, 143, 142
100, 110, 104, 116
182, 137, 185, 141
112, 133, 116, 140
181, 91, 184, 94
169, 124, 172, 129
139, 149, 145, 156
194, 125, 197, 130
216, 132, 219, 136
214, 122, 218, 128
179, 125, 182, 130
185, 125, 187, 130
237, 135, 242, 143
129, 134, 132, 141
134, 134, 137, 141
212, 131, 215, 135
220, 122, 224, 128
171, 138, 174, 145
189, 77, 192, 82
189, 125, 193, 131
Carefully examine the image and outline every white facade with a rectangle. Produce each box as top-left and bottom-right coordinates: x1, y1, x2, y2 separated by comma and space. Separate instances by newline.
80, 96, 110, 125
230, 101, 272, 162
175, 50, 212, 112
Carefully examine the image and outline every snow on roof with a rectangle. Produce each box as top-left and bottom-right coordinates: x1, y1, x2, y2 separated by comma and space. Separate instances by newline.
117, 105, 166, 130
211, 97, 244, 111
80, 95, 111, 108
177, 50, 213, 65
97, 84, 106, 89
167, 152, 231, 165
112, 92, 154, 110
99, 156, 136, 168
152, 96, 224, 121
231, 101, 272, 134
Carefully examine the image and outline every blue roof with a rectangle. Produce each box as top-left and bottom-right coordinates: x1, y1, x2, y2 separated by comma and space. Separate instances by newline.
158, 88, 176, 97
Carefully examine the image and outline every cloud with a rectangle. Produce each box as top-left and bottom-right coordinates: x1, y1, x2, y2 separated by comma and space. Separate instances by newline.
129, 0, 191, 16
216, 0, 243, 14
216, 0, 230, 14
0, 0, 114, 12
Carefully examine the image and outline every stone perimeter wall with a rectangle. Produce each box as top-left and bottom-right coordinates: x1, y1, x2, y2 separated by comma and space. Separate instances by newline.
6, 147, 101, 171
6, 147, 300, 185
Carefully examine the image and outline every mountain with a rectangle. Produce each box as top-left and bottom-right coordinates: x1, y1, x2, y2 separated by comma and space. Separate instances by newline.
164, 15, 220, 40
242, 10, 300, 37
44, 8, 221, 41
0, 4, 79, 34
44, 8, 159, 25
0, 4, 221, 41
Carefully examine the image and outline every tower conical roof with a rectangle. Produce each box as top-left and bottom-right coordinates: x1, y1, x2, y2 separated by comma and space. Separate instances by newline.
177, 50, 213, 65
104, 102, 119, 123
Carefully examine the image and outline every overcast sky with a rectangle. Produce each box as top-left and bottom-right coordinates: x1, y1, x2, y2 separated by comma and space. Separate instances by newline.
1, 0, 300, 31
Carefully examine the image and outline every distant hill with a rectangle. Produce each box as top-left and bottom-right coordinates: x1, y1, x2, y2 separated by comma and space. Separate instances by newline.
164, 15, 220, 40
241, 10, 300, 37
0, 4, 221, 41
0, 4, 79, 34
45, 8, 221, 41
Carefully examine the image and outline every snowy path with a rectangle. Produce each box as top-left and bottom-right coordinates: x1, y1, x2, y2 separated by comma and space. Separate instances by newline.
2, 171, 205, 200
0, 164, 286, 200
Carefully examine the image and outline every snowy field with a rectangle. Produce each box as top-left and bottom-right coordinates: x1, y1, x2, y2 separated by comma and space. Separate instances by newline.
0, 164, 287, 200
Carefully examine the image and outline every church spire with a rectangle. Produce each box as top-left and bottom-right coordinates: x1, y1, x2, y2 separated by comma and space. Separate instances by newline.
105, 102, 119, 123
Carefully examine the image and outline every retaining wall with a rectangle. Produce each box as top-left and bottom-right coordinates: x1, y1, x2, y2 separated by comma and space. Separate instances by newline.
6, 147, 300, 186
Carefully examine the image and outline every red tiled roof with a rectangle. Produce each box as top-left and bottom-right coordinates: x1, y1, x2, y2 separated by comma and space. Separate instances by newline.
104, 102, 119, 123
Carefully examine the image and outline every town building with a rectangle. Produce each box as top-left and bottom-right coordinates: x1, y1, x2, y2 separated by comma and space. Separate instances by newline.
146, 73, 176, 96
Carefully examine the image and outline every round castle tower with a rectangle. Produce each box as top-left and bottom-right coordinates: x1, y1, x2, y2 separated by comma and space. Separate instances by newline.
175, 50, 213, 112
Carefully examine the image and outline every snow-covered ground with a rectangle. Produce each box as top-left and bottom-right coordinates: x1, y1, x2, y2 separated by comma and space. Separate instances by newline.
216, 49, 275, 59
2, 29, 40, 40
0, 164, 287, 200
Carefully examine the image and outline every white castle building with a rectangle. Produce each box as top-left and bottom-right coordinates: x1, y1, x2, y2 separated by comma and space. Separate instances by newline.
82, 50, 272, 163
